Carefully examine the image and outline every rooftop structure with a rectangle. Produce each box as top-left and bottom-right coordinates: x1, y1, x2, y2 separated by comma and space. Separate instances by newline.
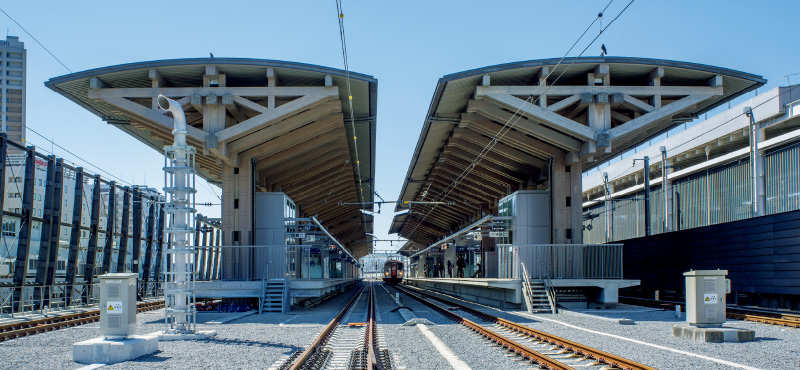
45, 58, 377, 259
391, 57, 765, 247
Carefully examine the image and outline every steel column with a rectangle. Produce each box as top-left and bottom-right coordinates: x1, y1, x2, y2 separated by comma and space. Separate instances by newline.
141, 197, 156, 290
34, 155, 62, 308
131, 186, 142, 274
116, 186, 131, 272
82, 175, 102, 303
65, 168, 84, 304
152, 203, 166, 285
101, 182, 116, 274
12, 146, 37, 311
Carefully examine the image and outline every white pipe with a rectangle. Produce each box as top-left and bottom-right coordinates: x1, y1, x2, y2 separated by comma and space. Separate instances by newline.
158, 95, 187, 147
159, 94, 192, 332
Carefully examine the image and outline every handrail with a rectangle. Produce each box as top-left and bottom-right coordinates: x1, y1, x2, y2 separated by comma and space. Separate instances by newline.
537, 253, 558, 314
258, 262, 269, 315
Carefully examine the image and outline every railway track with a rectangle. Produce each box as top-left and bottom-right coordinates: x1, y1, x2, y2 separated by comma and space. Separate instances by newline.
0, 299, 165, 342
619, 296, 800, 328
396, 284, 654, 370
282, 282, 390, 370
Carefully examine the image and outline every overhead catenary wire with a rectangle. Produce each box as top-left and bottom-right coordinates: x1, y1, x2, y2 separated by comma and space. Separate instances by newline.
333, 0, 371, 242
405, 0, 635, 243
0, 7, 72, 73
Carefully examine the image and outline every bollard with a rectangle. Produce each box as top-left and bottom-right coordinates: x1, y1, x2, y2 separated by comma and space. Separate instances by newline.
396, 293, 400, 305
676, 305, 681, 318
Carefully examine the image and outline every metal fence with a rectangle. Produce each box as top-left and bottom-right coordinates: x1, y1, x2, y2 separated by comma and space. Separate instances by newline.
0, 281, 163, 318
0, 134, 222, 314
499, 244, 623, 280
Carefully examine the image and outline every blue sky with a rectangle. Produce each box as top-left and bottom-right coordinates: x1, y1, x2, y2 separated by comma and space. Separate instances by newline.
3, 0, 799, 252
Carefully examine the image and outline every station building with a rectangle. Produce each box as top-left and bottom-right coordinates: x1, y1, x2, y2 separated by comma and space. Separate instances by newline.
46, 58, 377, 309
581, 83, 800, 309
391, 57, 766, 309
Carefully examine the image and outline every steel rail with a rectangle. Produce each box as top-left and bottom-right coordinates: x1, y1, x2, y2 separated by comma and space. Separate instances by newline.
365, 283, 385, 370
403, 285, 656, 370
289, 283, 367, 370
620, 296, 800, 328
394, 284, 571, 370
0, 300, 165, 342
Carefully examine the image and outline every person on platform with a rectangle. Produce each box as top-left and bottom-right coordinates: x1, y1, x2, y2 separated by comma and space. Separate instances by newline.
423, 264, 429, 278
472, 262, 482, 278
438, 261, 444, 278
447, 260, 453, 278
456, 256, 465, 278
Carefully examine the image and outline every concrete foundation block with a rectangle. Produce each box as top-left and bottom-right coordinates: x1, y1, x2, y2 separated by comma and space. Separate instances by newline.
672, 324, 755, 343
73, 335, 159, 364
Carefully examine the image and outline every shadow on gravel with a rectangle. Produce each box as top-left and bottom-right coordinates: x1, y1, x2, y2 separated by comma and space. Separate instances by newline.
203, 337, 304, 351
124, 353, 171, 363
754, 337, 780, 342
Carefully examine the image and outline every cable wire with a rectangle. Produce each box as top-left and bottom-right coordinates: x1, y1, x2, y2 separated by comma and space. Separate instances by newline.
405, 0, 635, 243
0, 7, 72, 73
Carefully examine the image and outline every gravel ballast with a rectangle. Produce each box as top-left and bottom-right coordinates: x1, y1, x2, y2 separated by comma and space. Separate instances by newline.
412, 286, 800, 370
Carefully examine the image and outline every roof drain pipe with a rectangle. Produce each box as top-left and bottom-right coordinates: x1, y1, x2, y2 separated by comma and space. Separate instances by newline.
158, 95, 200, 336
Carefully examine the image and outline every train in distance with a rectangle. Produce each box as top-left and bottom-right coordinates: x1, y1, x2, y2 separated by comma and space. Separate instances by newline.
383, 261, 404, 285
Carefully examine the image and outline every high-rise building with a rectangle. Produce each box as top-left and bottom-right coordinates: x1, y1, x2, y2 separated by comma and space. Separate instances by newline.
0, 36, 25, 143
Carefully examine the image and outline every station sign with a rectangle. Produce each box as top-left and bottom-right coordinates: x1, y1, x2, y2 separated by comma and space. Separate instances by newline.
456, 246, 481, 253
305, 234, 315, 242
490, 225, 506, 231
287, 232, 306, 239
489, 231, 508, 238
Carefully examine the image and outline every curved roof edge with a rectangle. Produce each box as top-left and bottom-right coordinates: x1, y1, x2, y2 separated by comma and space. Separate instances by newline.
393, 56, 766, 216
440, 56, 766, 85
45, 57, 377, 86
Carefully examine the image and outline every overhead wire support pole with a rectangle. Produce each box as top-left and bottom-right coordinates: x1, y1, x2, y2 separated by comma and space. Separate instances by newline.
633, 156, 651, 236
661, 146, 669, 233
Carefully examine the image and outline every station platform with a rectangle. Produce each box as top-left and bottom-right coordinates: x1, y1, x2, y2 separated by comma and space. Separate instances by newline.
194, 278, 360, 306
403, 278, 640, 309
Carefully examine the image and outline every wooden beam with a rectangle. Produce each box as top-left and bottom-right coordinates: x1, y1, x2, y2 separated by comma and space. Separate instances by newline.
459, 113, 566, 158
229, 103, 342, 154
622, 94, 656, 113
88, 86, 337, 99
608, 93, 715, 143
546, 94, 581, 112
216, 92, 338, 143
476, 85, 723, 97
480, 93, 597, 142
99, 96, 206, 141
466, 100, 581, 151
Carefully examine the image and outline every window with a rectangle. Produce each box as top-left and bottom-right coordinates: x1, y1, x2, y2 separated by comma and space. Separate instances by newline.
2, 220, 16, 236
37, 179, 42, 186
28, 258, 36, 270
57, 260, 66, 271
14, 207, 19, 213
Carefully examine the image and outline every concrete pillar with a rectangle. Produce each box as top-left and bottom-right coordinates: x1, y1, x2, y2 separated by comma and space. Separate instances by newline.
221, 164, 236, 279
569, 156, 583, 244
551, 155, 567, 243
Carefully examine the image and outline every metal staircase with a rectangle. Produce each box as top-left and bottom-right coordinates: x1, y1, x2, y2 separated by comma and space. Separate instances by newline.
260, 279, 288, 314
521, 263, 557, 314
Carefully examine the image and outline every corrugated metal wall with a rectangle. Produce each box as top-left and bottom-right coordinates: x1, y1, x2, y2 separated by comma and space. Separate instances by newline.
766, 141, 800, 215
584, 151, 773, 242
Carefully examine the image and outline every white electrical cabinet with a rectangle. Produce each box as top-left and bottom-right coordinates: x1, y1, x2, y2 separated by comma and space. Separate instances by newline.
99, 273, 138, 338
684, 270, 728, 327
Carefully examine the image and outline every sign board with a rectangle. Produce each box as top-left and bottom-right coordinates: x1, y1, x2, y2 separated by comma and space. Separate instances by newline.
287, 232, 306, 239
491, 225, 506, 231
305, 234, 315, 242
703, 293, 718, 304
489, 231, 508, 238
106, 301, 123, 314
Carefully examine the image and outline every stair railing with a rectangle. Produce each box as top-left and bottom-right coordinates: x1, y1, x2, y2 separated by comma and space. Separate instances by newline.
537, 252, 558, 314
520, 262, 536, 313
258, 262, 270, 315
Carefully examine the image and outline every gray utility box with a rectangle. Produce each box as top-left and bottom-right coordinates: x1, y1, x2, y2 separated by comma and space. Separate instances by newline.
99, 273, 138, 338
684, 270, 727, 327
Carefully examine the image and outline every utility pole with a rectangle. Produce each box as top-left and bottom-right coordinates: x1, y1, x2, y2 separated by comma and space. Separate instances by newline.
634, 156, 651, 236
603, 172, 612, 243
744, 107, 758, 216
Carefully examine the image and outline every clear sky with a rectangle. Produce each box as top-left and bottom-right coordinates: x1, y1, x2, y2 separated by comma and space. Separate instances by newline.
3, 0, 799, 253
